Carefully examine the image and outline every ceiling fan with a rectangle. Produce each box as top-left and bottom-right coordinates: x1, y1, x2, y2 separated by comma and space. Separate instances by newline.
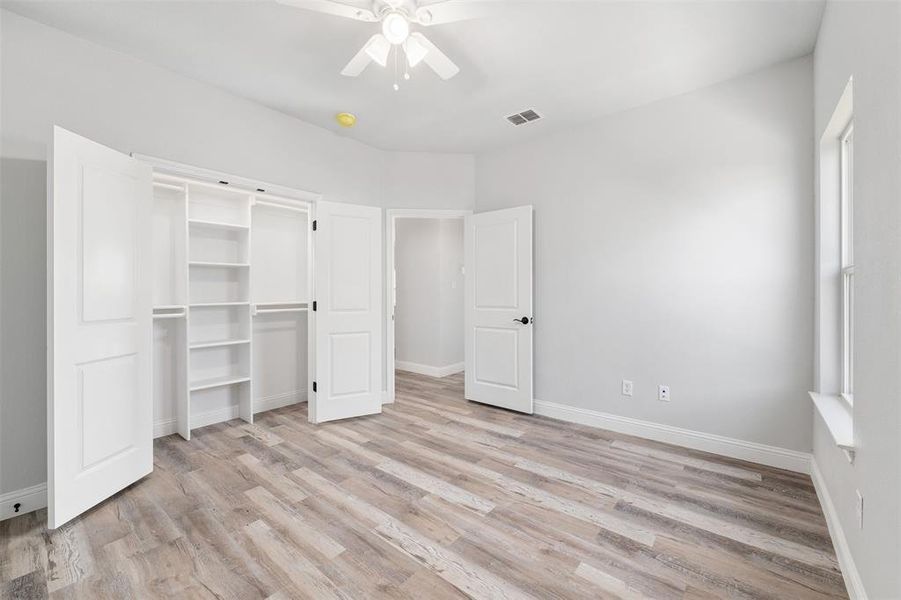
277, 0, 487, 84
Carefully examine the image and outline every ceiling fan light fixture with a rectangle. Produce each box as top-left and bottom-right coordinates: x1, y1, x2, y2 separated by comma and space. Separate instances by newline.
382, 12, 410, 45
403, 35, 428, 67
364, 34, 391, 66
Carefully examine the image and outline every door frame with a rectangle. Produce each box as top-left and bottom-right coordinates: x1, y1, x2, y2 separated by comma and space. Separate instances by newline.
385, 209, 471, 404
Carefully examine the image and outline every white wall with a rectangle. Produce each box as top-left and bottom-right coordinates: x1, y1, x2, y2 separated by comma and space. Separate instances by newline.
812, 2, 901, 598
0, 9, 474, 498
476, 56, 815, 452
438, 219, 464, 367
394, 218, 464, 371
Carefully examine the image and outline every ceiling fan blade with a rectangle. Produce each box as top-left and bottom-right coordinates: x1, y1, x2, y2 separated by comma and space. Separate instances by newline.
403, 35, 428, 68
413, 0, 503, 26
276, 0, 378, 22
363, 33, 391, 67
341, 34, 389, 76
409, 32, 459, 80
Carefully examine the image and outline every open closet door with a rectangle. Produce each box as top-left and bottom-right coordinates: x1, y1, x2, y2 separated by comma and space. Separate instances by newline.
464, 206, 534, 414
48, 126, 153, 528
310, 201, 382, 423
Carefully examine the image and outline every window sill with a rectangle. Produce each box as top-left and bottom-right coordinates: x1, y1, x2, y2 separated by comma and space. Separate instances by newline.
808, 392, 855, 461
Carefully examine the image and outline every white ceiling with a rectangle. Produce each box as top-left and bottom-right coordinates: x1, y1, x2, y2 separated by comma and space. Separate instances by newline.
3, 0, 824, 153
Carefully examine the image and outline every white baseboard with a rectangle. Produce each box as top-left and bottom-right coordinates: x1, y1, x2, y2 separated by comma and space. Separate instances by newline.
255, 390, 307, 413
533, 399, 811, 474
810, 460, 867, 599
154, 417, 178, 438
154, 390, 307, 438
0, 483, 47, 521
396, 360, 464, 378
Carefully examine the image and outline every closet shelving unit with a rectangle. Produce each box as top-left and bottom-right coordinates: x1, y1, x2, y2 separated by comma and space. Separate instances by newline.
151, 169, 312, 441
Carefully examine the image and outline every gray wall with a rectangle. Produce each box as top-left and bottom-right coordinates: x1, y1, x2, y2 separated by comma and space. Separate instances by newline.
395, 218, 464, 369
0, 9, 474, 497
0, 159, 47, 495
475, 56, 815, 452
812, 2, 901, 597
438, 219, 465, 367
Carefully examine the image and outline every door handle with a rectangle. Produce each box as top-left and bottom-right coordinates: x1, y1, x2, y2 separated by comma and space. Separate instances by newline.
513, 317, 531, 325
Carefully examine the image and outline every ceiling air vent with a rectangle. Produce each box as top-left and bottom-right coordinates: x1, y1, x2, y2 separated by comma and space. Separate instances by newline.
506, 109, 542, 126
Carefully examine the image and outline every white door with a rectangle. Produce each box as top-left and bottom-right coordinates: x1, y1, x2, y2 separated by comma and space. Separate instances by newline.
310, 201, 382, 423
464, 206, 533, 413
48, 126, 153, 528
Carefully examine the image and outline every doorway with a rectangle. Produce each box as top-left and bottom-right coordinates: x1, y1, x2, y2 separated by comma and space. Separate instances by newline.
386, 209, 470, 403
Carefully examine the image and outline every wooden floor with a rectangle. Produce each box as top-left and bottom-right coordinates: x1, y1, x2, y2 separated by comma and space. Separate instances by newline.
2, 371, 846, 599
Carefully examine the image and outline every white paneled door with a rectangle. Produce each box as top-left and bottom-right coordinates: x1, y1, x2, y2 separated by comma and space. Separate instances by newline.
464, 206, 533, 413
48, 126, 153, 528
310, 201, 382, 423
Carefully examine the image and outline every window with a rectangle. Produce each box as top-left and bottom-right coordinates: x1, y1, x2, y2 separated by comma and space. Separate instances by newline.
840, 121, 854, 404
812, 79, 854, 459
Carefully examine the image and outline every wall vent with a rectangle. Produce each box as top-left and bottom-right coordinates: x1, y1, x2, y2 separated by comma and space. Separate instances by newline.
506, 109, 542, 126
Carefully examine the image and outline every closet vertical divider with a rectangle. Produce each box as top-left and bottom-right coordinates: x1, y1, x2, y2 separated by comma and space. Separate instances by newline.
242, 196, 254, 424
179, 182, 191, 440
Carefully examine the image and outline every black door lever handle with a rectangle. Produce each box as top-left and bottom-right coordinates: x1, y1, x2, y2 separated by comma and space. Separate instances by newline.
513, 317, 530, 325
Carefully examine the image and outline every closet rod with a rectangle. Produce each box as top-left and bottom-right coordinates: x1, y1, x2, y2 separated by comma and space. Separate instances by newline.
254, 307, 308, 315
153, 182, 184, 192
153, 312, 186, 320
254, 301, 309, 307
254, 199, 309, 214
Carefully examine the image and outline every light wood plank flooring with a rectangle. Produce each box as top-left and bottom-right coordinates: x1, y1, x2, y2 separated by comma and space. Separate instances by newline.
1, 371, 846, 599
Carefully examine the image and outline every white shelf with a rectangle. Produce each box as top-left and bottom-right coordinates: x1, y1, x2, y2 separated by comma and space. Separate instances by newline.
190, 302, 250, 308
254, 307, 308, 315
189, 261, 250, 268
809, 392, 855, 451
190, 339, 251, 350
190, 375, 251, 392
153, 305, 187, 320
188, 218, 249, 231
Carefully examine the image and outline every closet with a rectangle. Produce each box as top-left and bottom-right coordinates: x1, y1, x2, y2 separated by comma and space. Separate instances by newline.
150, 171, 312, 440
48, 126, 383, 528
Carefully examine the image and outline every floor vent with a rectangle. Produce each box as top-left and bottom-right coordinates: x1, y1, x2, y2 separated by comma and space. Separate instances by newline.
506, 109, 542, 126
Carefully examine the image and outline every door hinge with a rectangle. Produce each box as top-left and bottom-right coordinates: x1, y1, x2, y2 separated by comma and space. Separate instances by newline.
312, 300, 317, 311
312, 220, 317, 231
312, 381, 317, 393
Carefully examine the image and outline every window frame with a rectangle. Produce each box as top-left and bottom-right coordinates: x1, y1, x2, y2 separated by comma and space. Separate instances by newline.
839, 120, 854, 405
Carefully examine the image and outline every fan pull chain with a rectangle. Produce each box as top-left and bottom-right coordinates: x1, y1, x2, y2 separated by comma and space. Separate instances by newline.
403, 45, 411, 81
393, 45, 399, 91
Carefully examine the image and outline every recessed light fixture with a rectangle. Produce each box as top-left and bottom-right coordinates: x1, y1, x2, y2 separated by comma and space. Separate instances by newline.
336, 112, 357, 128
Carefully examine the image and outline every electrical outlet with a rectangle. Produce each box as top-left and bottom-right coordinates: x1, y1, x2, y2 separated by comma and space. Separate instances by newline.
856, 490, 864, 529
621, 379, 633, 397
657, 385, 670, 402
